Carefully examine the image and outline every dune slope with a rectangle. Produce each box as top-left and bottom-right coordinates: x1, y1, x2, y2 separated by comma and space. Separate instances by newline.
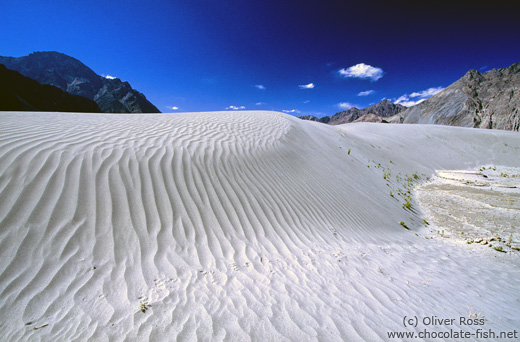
0, 111, 519, 341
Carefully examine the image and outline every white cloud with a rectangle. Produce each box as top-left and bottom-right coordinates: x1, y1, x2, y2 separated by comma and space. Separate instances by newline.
338, 63, 384, 81
226, 106, 246, 110
394, 86, 445, 107
103, 74, 117, 80
255, 84, 266, 90
409, 86, 444, 98
255, 102, 265, 106
338, 102, 354, 109
358, 90, 375, 96
282, 109, 300, 113
394, 96, 425, 107
303, 100, 310, 104
299, 83, 315, 89
170, 106, 179, 110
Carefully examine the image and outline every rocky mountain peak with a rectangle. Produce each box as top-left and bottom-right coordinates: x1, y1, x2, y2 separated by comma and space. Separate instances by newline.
397, 61, 519, 131
0, 51, 160, 113
298, 99, 406, 125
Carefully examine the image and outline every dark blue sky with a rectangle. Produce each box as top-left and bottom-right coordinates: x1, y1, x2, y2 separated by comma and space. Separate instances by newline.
1, 0, 519, 116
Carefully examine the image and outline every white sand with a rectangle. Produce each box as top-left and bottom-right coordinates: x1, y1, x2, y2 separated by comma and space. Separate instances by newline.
0, 111, 519, 341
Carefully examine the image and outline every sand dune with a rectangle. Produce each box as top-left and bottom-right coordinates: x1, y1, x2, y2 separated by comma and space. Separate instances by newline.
0, 111, 519, 341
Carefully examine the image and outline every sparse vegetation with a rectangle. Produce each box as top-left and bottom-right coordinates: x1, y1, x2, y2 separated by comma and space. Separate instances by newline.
402, 197, 412, 210
467, 305, 485, 320
399, 221, 409, 230
140, 300, 150, 313
32, 324, 49, 331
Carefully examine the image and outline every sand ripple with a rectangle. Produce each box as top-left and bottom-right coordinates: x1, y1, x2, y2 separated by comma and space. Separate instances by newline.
1, 112, 519, 341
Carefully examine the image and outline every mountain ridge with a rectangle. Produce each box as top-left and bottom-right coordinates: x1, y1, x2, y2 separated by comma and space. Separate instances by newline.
0, 51, 160, 113
392, 62, 520, 131
299, 99, 406, 124
0, 64, 101, 113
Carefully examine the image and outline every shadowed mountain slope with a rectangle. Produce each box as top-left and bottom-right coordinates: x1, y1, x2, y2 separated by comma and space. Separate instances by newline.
0, 51, 160, 113
0, 64, 101, 112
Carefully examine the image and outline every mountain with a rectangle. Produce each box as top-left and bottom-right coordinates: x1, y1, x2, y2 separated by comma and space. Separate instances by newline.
394, 62, 520, 131
352, 113, 388, 123
297, 115, 331, 123
0, 64, 101, 112
0, 51, 160, 113
329, 99, 407, 125
299, 99, 406, 125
